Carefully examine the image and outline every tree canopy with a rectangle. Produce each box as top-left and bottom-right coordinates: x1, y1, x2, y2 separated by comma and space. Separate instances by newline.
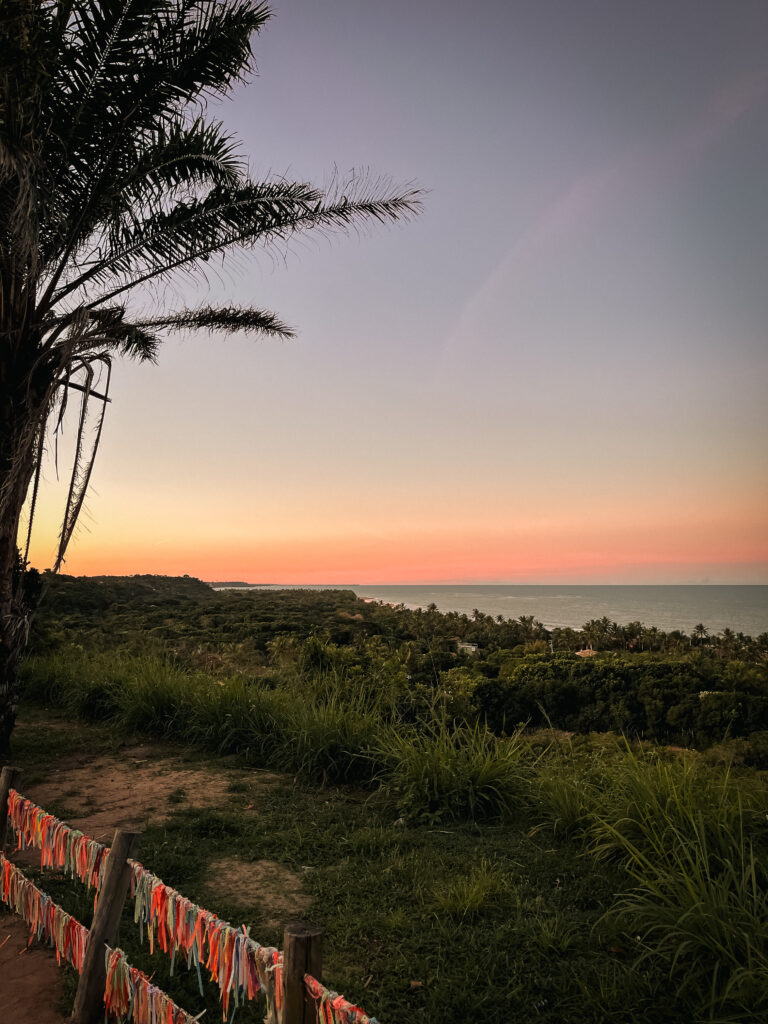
1, 0, 421, 565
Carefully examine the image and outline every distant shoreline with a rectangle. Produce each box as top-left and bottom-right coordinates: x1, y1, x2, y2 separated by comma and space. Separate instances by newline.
205, 582, 767, 636
207, 582, 768, 588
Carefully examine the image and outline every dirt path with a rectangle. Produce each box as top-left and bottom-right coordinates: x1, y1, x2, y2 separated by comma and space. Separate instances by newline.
22, 741, 276, 841
0, 913, 68, 1023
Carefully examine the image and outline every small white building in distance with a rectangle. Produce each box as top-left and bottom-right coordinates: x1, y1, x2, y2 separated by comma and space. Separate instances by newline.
457, 641, 479, 655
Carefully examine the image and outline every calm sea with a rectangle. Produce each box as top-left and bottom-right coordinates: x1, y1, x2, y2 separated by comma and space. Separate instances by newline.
218, 585, 768, 636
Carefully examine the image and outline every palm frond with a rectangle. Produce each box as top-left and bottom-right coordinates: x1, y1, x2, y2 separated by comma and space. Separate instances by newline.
137, 305, 294, 338
38, 0, 270, 290
0, 0, 422, 581
44, 306, 161, 361
53, 174, 422, 306
54, 355, 112, 571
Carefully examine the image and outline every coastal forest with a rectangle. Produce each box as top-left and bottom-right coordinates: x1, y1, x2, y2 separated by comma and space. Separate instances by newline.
28, 573, 768, 756
12, 574, 768, 1023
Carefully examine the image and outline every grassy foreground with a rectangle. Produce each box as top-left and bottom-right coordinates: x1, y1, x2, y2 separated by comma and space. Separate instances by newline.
16, 656, 768, 1023
11, 578, 768, 1022
9, 708, 637, 1024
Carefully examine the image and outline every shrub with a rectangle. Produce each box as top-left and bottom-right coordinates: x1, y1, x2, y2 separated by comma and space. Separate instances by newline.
374, 718, 533, 822
473, 654, 768, 746
536, 743, 768, 1020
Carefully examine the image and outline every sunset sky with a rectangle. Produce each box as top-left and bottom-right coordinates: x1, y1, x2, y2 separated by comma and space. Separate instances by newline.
27, 0, 768, 584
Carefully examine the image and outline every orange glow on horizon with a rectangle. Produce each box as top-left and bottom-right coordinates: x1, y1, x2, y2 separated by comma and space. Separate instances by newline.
36, 519, 768, 585
25, 442, 768, 585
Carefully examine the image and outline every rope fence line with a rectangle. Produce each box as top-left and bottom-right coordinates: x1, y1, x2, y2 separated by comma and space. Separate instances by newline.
128, 860, 283, 1018
8, 787, 283, 1020
104, 946, 204, 1024
304, 975, 380, 1024
0, 853, 89, 972
7, 787, 110, 887
1, 773, 380, 1024
0, 852, 199, 1024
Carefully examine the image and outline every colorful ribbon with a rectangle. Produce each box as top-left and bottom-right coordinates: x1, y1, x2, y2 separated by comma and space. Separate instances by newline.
7, 788, 110, 891
104, 946, 200, 1024
0, 853, 199, 1024
0, 853, 89, 972
129, 861, 282, 1020
304, 974, 380, 1024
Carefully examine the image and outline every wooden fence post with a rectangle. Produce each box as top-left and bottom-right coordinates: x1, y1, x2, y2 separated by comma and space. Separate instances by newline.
71, 828, 140, 1024
0, 765, 21, 851
283, 921, 323, 1024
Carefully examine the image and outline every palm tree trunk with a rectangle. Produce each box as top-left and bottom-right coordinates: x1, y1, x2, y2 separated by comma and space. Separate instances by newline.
0, 380, 40, 756
0, 531, 27, 757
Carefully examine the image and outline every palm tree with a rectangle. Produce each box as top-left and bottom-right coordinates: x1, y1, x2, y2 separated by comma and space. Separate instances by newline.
517, 614, 536, 640
0, 0, 421, 753
642, 625, 661, 652
581, 617, 615, 650
715, 628, 741, 660
692, 623, 710, 647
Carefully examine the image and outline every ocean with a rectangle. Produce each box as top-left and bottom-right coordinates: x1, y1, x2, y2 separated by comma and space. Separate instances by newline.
216, 585, 768, 636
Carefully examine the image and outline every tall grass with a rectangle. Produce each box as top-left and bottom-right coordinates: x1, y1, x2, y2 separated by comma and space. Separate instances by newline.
374, 718, 533, 822
537, 741, 768, 1021
590, 751, 768, 1020
22, 649, 201, 724
23, 650, 384, 784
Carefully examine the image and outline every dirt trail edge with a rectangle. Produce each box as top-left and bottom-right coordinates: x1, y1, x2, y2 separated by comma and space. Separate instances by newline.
0, 716, 302, 1023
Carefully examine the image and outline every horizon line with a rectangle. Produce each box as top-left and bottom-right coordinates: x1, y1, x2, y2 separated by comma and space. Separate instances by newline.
204, 580, 768, 587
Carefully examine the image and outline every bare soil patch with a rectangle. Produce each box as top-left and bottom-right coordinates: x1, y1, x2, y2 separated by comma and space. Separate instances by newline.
22, 746, 279, 843
0, 912, 67, 1022
204, 857, 311, 929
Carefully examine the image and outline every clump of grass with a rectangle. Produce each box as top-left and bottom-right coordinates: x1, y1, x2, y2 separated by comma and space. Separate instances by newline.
587, 749, 768, 1020
535, 757, 604, 837
112, 658, 207, 733
375, 719, 532, 822
22, 648, 119, 720
274, 695, 380, 783
527, 909, 577, 955
176, 678, 284, 761
430, 859, 507, 917
535, 741, 768, 1021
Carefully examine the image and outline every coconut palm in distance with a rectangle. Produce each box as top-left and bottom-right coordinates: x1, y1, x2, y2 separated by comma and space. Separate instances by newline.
0, 0, 422, 753
692, 623, 710, 648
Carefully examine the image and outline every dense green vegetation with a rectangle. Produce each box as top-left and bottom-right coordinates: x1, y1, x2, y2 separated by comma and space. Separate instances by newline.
30, 573, 768, 754
14, 575, 768, 1021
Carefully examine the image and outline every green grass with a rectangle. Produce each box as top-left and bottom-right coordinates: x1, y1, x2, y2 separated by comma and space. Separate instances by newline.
429, 858, 508, 917
374, 717, 534, 822
5, 708, 673, 1024
534, 740, 768, 1020
587, 750, 768, 1020
22, 651, 382, 784
16, 645, 768, 1022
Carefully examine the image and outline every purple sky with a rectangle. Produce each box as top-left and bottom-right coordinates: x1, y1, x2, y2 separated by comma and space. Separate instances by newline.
31, 0, 768, 582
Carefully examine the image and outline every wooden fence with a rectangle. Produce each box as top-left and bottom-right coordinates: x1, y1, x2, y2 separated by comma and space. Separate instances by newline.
0, 765, 376, 1024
